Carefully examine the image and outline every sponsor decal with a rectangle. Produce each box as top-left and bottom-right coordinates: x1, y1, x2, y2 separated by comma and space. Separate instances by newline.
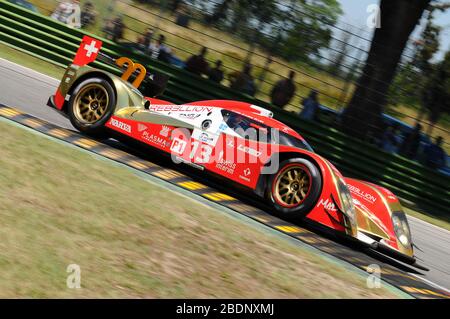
239, 175, 251, 182
216, 158, 236, 174
170, 137, 187, 155
138, 123, 147, 132
199, 132, 214, 144
110, 118, 132, 133
150, 105, 213, 113
216, 123, 228, 134
192, 130, 218, 146
239, 168, 252, 182
160, 125, 171, 137
179, 113, 201, 120
317, 198, 337, 212
238, 144, 262, 157
347, 185, 377, 204
141, 131, 170, 148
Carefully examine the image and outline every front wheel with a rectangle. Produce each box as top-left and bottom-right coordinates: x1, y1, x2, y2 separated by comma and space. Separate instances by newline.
67, 77, 116, 136
268, 158, 322, 219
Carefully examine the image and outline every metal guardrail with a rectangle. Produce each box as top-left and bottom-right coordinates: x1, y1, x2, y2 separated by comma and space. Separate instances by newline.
0, 0, 449, 216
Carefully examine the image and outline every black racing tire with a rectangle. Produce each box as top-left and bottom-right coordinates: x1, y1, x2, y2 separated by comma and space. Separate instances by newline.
268, 158, 322, 219
67, 77, 116, 136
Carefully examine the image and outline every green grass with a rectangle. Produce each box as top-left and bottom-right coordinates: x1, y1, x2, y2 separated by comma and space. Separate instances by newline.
404, 207, 450, 232
0, 43, 64, 79
0, 119, 405, 298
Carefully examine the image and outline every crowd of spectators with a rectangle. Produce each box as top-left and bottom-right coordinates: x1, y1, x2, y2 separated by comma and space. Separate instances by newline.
379, 122, 447, 170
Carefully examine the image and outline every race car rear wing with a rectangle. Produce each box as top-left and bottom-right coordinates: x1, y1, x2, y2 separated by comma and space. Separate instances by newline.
52, 35, 168, 109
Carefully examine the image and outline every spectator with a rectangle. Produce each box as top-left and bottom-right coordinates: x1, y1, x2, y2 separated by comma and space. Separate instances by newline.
103, 19, 114, 40
51, 0, 81, 29
399, 123, 422, 160
424, 136, 447, 170
103, 16, 125, 42
142, 28, 154, 50
208, 60, 224, 84
112, 16, 125, 43
381, 124, 401, 154
299, 90, 319, 121
149, 35, 172, 63
270, 71, 297, 109
170, 0, 184, 14
175, 5, 190, 27
136, 28, 154, 52
80, 1, 97, 28
185, 47, 210, 77
229, 64, 256, 96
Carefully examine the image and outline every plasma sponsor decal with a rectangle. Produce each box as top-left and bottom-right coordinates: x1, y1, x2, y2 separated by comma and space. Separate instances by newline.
170, 137, 187, 155
110, 118, 132, 133
237, 144, 262, 157
150, 105, 213, 113
348, 185, 377, 204
142, 131, 170, 148
160, 125, 171, 137
317, 198, 337, 212
179, 113, 201, 120
138, 123, 147, 132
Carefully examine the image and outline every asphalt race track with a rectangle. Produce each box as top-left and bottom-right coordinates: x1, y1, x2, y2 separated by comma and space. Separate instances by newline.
1, 58, 449, 297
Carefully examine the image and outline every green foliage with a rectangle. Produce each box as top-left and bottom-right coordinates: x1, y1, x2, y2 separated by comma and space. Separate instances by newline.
422, 51, 450, 125
205, 0, 342, 63
388, 13, 441, 109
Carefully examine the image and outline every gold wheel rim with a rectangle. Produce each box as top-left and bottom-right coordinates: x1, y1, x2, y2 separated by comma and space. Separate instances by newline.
274, 165, 311, 207
73, 83, 109, 124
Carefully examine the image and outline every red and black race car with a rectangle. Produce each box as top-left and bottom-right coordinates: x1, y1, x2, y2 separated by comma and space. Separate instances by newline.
47, 36, 419, 267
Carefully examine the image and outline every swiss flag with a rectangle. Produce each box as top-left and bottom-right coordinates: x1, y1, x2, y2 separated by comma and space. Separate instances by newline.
53, 36, 103, 109
72, 35, 103, 66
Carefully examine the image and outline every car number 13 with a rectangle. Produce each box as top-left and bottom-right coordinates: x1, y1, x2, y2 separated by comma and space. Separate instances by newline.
190, 141, 213, 163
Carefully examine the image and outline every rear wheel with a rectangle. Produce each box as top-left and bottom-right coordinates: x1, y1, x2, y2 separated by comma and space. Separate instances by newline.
268, 158, 322, 219
67, 77, 116, 136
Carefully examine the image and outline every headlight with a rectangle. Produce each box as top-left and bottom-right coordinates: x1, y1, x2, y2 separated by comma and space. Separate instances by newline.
392, 212, 412, 247
337, 179, 357, 229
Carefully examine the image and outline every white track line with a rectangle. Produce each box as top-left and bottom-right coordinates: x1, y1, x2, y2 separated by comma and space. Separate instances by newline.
410, 273, 450, 294
0, 58, 59, 86
409, 216, 450, 236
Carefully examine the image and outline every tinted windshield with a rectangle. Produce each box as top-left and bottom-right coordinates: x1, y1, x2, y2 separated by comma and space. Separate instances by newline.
221, 110, 314, 152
